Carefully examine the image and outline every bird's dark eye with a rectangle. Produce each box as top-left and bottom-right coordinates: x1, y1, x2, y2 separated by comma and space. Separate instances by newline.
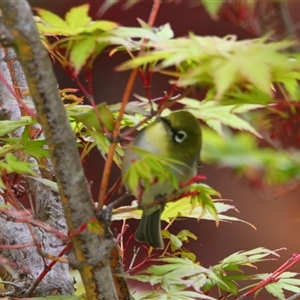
174, 130, 187, 143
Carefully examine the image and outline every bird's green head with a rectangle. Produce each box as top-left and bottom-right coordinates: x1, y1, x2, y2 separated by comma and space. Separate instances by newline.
160, 110, 202, 164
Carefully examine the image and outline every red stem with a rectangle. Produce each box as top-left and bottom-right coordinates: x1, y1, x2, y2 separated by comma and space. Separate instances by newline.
0, 208, 68, 240
158, 84, 177, 110
104, 177, 122, 204
126, 257, 150, 274
239, 253, 300, 299
180, 174, 207, 188
25, 243, 72, 296
97, 0, 162, 211
0, 71, 34, 117
66, 65, 110, 136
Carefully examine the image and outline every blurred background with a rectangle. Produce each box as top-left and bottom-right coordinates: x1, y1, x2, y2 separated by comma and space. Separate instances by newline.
28, 1, 300, 298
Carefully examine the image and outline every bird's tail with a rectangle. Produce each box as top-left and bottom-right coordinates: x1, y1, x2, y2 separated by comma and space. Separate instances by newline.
134, 208, 164, 249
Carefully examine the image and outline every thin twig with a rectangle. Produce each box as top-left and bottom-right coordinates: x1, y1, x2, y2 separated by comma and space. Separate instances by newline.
0, 242, 34, 249
97, 0, 162, 211
128, 246, 141, 270
0, 291, 14, 297
65, 65, 110, 136
287, 292, 300, 300
0, 66, 34, 116
238, 253, 300, 299
104, 177, 122, 205
126, 252, 157, 274
24, 243, 72, 297
1, 281, 21, 288
0, 209, 68, 240
117, 219, 128, 252
97, 68, 138, 211
148, 0, 161, 27
120, 115, 152, 139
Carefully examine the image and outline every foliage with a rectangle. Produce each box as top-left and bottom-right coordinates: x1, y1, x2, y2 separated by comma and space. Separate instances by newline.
202, 127, 300, 186
118, 36, 298, 100
1, 1, 300, 299
130, 248, 295, 299
35, 5, 172, 74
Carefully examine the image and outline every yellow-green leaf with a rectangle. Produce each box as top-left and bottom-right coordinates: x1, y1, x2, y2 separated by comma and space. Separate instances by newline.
0, 116, 35, 137
201, 0, 224, 18
70, 37, 96, 74
35, 8, 68, 29
65, 4, 91, 31
75, 103, 115, 132
214, 59, 237, 100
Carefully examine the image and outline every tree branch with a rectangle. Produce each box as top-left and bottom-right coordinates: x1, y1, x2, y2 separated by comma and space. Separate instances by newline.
0, 26, 74, 300
0, 1, 129, 298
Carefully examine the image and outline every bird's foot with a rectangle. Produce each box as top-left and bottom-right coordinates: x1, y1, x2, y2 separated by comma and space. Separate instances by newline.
96, 193, 130, 228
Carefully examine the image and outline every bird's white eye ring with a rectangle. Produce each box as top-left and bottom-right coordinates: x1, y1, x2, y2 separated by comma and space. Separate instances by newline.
174, 130, 187, 143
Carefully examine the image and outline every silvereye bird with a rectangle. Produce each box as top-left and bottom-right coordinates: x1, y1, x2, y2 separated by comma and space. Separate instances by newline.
121, 110, 202, 249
